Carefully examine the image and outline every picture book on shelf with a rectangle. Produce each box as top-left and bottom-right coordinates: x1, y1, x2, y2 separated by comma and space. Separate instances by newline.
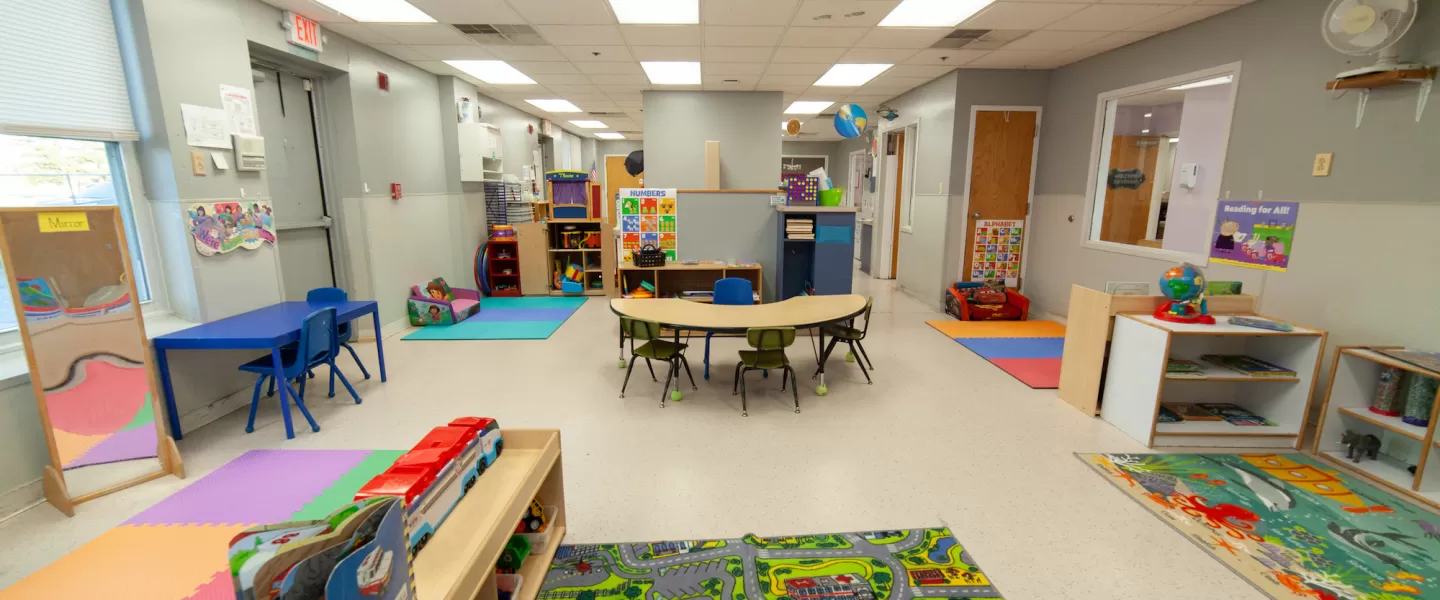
1157, 405, 1182, 423
1228, 316, 1294, 332
1201, 354, 1296, 377
1161, 403, 1224, 421
1198, 403, 1275, 426
1166, 359, 1207, 378
1376, 349, 1440, 375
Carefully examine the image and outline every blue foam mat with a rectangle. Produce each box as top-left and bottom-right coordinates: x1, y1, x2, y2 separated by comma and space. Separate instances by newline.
954, 336, 1064, 359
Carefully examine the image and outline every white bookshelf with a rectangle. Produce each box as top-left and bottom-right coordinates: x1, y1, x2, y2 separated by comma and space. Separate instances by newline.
1313, 346, 1440, 510
1098, 314, 1326, 449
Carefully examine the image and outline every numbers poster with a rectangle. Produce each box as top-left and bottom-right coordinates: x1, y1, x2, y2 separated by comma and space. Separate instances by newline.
618, 188, 678, 262
970, 219, 1023, 282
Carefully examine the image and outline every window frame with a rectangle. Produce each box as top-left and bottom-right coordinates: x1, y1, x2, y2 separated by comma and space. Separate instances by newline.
1078, 61, 1243, 265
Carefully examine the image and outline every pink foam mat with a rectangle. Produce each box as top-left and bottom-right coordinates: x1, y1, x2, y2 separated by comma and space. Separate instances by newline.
124, 449, 369, 526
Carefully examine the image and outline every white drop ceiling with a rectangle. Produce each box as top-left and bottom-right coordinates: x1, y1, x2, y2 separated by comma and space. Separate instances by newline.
266, 0, 1253, 141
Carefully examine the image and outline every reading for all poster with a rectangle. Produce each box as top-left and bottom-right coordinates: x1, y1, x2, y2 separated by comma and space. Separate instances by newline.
1209, 200, 1299, 272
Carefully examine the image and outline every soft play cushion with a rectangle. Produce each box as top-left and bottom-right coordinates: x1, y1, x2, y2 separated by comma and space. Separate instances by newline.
451, 298, 480, 320
414, 277, 455, 302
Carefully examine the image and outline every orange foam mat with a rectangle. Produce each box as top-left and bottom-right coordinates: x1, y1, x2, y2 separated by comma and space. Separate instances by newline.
50, 428, 107, 466
1, 524, 249, 600
925, 319, 1066, 339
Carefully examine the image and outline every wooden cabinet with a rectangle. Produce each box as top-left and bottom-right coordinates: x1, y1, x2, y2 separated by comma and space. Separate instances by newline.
515, 222, 549, 295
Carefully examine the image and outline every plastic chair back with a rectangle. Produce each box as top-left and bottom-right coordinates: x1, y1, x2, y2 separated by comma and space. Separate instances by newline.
747, 327, 796, 350
306, 287, 347, 303
858, 297, 874, 335
621, 317, 661, 342
299, 307, 339, 369
713, 278, 753, 306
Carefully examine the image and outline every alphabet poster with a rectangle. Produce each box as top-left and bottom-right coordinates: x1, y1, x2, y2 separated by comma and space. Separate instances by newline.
1210, 200, 1299, 272
619, 188, 677, 262
970, 219, 1023, 282
188, 201, 276, 256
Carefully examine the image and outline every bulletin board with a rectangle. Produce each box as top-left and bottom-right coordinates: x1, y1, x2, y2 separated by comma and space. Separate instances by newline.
618, 188, 678, 262
969, 219, 1024, 282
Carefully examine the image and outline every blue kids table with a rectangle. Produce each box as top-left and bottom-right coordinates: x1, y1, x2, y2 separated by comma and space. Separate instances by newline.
153, 300, 386, 440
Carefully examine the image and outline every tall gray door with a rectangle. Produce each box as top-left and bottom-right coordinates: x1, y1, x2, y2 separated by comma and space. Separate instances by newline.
253, 68, 336, 300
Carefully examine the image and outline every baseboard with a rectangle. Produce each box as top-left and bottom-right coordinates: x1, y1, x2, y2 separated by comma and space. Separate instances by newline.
177, 385, 254, 434
380, 318, 410, 340
0, 478, 43, 524
1033, 310, 1067, 325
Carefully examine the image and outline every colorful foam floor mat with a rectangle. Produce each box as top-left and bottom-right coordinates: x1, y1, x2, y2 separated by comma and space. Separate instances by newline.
538, 527, 1001, 599
1081, 453, 1440, 600
925, 320, 1065, 388
4, 449, 404, 599
403, 296, 587, 341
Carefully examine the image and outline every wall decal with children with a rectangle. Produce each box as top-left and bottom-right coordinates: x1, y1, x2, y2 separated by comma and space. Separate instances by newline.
187, 201, 276, 256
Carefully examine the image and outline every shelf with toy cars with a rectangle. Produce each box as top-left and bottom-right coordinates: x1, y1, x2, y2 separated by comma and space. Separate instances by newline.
1313, 346, 1440, 510
543, 170, 614, 297
481, 226, 522, 297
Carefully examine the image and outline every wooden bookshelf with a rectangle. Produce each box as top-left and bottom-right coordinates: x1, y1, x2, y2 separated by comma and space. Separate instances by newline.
616, 262, 762, 303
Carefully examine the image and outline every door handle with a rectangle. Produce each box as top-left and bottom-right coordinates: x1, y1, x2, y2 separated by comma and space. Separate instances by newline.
971, 211, 980, 219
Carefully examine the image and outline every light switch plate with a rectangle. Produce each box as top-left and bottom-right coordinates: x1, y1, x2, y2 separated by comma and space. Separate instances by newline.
1312, 152, 1333, 176
190, 152, 207, 176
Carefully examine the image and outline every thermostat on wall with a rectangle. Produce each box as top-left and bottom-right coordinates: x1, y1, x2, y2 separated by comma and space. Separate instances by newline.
233, 134, 266, 171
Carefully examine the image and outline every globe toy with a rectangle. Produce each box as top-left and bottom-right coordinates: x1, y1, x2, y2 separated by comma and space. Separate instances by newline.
1154, 263, 1216, 325
834, 104, 868, 139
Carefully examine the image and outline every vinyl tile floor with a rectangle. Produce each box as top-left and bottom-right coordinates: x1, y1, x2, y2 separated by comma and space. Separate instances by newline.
0, 269, 1263, 599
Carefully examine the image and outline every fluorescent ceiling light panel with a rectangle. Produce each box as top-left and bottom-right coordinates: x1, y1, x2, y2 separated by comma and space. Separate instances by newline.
784, 101, 834, 115
1169, 75, 1232, 91
1144, 113, 1153, 117
641, 61, 701, 85
569, 120, 608, 128
879, 0, 994, 27
814, 64, 892, 87
1141, 129, 1150, 133
525, 99, 583, 112
595, 132, 626, 140
314, 0, 435, 22
446, 60, 535, 84
608, 0, 698, 24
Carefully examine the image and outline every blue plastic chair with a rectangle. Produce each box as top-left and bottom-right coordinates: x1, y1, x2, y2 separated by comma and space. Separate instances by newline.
703, 278, 755, 379
306, 287, 371, 380
239, 307, 361, 436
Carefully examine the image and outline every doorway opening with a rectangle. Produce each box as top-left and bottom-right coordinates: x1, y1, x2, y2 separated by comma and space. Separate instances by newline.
959, 107, 1040, 288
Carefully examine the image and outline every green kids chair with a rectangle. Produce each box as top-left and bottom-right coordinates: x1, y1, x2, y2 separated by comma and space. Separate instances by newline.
815, 297, 874, 386
619, 317, 697, 406
733, 327, 799, 417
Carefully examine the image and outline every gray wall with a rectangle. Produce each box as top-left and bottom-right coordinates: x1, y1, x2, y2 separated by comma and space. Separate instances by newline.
643, 91, 782, 190
1025, 0, 1440, 395
882, 71, 958, 308
599, 140, 643, 159
781, 141, 846, 195
674, 192, 780, 300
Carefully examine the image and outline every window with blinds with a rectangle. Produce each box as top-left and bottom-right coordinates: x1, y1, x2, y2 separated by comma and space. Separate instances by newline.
0, 0, 138, 141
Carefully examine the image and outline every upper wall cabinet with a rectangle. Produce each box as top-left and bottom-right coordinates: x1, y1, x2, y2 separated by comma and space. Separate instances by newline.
459, 122, 503, 182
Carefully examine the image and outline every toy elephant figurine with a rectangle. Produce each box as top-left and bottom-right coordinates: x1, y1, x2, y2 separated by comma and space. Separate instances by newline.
1340, 430, 1381, 463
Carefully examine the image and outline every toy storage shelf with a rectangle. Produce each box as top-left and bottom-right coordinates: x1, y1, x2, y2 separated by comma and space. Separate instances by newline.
1313, 346, 1440, 510
617, 262, 762, 303
546, 218, 611, 296
486, 239, 522, 297
413, 428, 565, 600
1099, 314, 1325, 450
774, 206, 855, 300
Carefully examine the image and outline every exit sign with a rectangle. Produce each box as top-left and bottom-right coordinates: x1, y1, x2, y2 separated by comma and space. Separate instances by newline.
285, 11, 323, 52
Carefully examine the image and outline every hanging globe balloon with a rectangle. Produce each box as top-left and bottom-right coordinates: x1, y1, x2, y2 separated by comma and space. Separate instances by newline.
834, 104, 868, 139
785, 119, 802, 136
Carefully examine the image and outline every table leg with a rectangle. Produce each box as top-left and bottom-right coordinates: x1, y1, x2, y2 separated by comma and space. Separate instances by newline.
816, 328, 829, 396
371, 309, 388, 382
618, 323, 626, 368
156, 347, 183, 441
671, 328, 682, 401
272, 347, 295, 440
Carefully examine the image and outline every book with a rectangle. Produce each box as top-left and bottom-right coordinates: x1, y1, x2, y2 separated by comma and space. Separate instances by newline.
1165, 359, 1206, 378
1157, 405, 1183, 423
1198, 403, 1275, 426
1205, 281, 1243, 295
1161, 402, 1223, 421
229, 496, 412, 600
1376, 349, 1440, 374
1228, 316, 1294, 332
1201, 354, 1296, 377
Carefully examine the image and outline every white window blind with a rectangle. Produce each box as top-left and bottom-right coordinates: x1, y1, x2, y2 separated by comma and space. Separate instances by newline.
0, 0, 138, 141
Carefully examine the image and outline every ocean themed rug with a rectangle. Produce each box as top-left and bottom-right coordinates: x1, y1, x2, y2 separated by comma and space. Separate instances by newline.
1080, 453, 1440, 599
538, 527, 1002, 599
925, 320, 1065, 388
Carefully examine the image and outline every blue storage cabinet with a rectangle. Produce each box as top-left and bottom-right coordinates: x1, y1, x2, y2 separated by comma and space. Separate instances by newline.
775, 207, 856, 300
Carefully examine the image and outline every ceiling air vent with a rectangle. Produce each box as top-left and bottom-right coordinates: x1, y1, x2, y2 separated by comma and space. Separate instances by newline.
454, 24, 546, 45
586, 112, 627, 117
930, 29, 1027, 50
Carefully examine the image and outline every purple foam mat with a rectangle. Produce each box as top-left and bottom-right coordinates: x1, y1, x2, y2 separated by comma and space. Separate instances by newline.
64, 426, 160, 470
125, 449, 369, 526
469, 307, 578, 323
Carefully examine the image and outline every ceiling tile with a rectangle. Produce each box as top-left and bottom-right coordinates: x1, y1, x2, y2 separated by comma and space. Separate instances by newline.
629, 46, 703, 61
771, 47, 848, 63
705, 26, 786, 47
265, 0, 352, 23
1130, 5, 1231, 31
703, 46, 775, 62
703, 62, 769, 75
370, 44, 429, 61
620, 25, 702, 46
407, 60, 464, 76
703, 0, 802, 25
507, 0, 618, 25
1076, 30, 1158, 52
1046, 5, 1181, 31
546, 84, 606, 95
324, 23, 393, 44
364, 24, 473, 45
414, 44, 497, 60
703, 75, 759, 90
839, 94, 894, 103
602, 85, 649, 95
759, 75, 820, 87
764, 63, 831, 76
840, 47, 920, 62
559, 45, 635, 61
408, 0, 525, 23
885, 64, 954, 78
960, 2, 1087, 30
869, 74, 933, 88
790, 0, 900, 28
1002, 30, 1109, 51
587, 73, 650, 84
780, 27, 869, 47
1003, 0, 1091, 2
964, 49, 1060, 68
484, 45, 569, 61
530, 73, 594, 85
576, 61, 646, 75
1195, 0, 1255, 4
534, 25, 625, 46
852, 27, 952, 48
903, 48, 988, 66
509, 61, 580, 74
1099, 0, 1194, 4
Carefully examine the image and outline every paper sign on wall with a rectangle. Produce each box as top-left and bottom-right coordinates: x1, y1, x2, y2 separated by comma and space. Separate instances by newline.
618, 188, 678, 262
969, 219, 1023, 282
37, 212, 89, 232
219, 84, 257, 136
1209, 200, 1299, 272
188, 201, 276, 256
180, 104, 230, 148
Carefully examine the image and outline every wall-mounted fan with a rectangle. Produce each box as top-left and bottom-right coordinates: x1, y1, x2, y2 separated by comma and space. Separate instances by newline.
1322, 0, 1421, 79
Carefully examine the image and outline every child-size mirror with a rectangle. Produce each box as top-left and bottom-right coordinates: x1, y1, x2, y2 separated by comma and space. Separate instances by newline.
0, 207, 181, 515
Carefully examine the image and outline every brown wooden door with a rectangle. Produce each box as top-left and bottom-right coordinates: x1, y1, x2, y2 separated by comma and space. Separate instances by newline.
1098, 136, 1160, 245
963, 110, 1037, 284
604, 155, 642, 225
888, 131, 905, 279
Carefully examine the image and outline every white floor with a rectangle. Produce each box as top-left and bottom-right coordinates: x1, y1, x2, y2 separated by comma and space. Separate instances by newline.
0, 270, 1264, 599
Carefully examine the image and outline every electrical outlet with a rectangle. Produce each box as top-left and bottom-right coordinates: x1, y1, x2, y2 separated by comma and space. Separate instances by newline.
190, 152, 207, 176
1312, 153, 1333, 177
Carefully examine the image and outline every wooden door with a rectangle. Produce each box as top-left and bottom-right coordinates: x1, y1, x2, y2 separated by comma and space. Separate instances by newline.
1098, 136, 1160, 245
963, 110, 1037, 284
888, 131, 904, 279
604, 155, 642, 225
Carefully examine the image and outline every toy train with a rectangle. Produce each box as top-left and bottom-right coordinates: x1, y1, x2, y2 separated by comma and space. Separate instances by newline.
355, 417, 503, 555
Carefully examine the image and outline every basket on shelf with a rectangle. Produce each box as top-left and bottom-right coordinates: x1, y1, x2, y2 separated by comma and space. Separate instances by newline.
634, 244, 666, 268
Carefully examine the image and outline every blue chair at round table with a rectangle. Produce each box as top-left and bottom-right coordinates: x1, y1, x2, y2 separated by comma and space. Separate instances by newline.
703, 277, 755, 380
306, 287, 371, 379
239, 307, 361, 436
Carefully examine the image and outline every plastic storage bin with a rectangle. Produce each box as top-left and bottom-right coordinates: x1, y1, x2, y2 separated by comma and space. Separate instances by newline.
818, 188, 843, 207
519, 505, 559, 551
497, 574, 525, 600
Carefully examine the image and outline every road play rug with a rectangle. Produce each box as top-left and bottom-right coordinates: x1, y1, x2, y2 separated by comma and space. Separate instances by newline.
538, 527, 1002, 599
925, 320, 1065, 388
403, 296, 587, 341
1080, 453, 1440, 600
4, 449, 404, 599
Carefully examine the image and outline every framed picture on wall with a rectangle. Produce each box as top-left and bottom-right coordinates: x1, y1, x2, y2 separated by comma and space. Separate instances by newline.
781, 155, 828, 177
